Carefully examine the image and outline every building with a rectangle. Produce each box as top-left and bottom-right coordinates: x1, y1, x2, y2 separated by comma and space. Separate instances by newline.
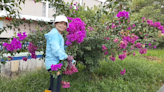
0, 0, 103, 40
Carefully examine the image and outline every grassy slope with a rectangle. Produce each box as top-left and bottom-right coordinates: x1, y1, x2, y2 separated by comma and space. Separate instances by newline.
0, 49, 164, 92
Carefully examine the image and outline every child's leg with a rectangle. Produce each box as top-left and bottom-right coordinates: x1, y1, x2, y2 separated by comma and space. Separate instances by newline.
47, 69, 62, 92
51, 75, 62, 92
47, 69, 53, 90
56, 75, 62, 92
49, 74, 54, 90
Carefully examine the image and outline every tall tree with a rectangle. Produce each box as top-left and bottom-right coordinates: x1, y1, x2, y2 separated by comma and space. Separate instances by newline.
130, 0, 164, 24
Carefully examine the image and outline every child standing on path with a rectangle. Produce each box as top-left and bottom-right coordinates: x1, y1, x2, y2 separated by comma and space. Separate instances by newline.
44, 15, 74, 92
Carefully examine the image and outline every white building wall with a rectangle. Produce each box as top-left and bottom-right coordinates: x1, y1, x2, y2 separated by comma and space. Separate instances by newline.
19, 0, 44, 17
0, 19, 46, 38
0, 0, 102, 38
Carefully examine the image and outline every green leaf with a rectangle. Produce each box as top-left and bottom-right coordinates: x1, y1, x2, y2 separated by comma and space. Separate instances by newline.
5, 7, 10, 12
11, 4, 15, 7
53, 74, 57, 78
19, 7, 22, 10
64, 61, 68, 68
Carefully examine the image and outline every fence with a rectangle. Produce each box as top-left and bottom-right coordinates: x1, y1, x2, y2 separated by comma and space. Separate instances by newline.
0, 42, 45, 77
0, 52, 45, 77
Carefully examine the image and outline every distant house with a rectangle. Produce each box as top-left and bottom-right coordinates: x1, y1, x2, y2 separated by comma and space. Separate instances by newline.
0, 0, 103, 41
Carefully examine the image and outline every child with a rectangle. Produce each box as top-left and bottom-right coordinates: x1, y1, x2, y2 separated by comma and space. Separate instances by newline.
44, 15, 74, 92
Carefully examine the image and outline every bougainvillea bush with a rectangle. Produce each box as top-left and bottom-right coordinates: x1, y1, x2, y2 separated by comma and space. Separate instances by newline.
0, 0, 164, 89
1, 0, 164, 75
73, 9, 164, 72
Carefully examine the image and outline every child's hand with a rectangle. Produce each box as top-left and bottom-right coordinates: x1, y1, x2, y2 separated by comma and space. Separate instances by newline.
57, 71, 60, 75
67, 56, 74, 69
67, 56, 73, 61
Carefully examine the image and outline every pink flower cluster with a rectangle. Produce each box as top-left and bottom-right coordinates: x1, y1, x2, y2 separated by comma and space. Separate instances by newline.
118, 54, 126, 60
3, 38, 22, 52
135, 42, 142, 49
102, 45, 107, 51
142, 17, 146, 22
120, 69, 126, 75
104, 51, 108, 55
123, 50, 127, 55
113, 38, 119, 43
27, 42, 38, 59
67, 17, 73, 21
62, 81, 70, 88
70, 5, 72, 9
147, 19, 154, 26
123, 34, 139, 44
117, 11, 129, 19
127, 24, 136, 30
147, 19, 164, 33
111, 23, 116, 29
109, 56, 115, 61
51, 63, 62, 71
3, 32, 27, 52
133, 52, 136, 56
102, 45, 110, 55
119, 41, 128, 49
87, 26, 93, 31
7, 56, 13, 61
70, 2, 79, 11
63, 65, 78, 75
23, 57, 27, 61
17, 32, 27, 41
66, 18, 86, 46
139, 48, 147, 54
104, 37, 110, 40
106, 26, 110, 29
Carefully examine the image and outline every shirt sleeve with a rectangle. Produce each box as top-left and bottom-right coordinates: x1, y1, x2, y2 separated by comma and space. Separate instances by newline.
49, 33, 68, 60
64, 45, 68, 51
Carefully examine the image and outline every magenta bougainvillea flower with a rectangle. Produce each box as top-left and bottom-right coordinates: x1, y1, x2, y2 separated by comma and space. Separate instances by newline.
17, 32, 27, 41
63, 65, 78, 75
66, 18, 86, 46
139, 48, 147, 54
28, 42, 38, 59
3, 32, 27, 52
51, 63, 63, 71
120, 69, 126, 75
3, 38, 22, 52
109, 56, 115, 61
102, 45, 107, 51
119, 54, 126, 60
23, 57, 27, 61
113, 38, 119, 43
117, 11, 129, 19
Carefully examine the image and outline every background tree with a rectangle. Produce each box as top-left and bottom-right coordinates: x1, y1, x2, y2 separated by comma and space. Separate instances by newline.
130, 0, 164, 25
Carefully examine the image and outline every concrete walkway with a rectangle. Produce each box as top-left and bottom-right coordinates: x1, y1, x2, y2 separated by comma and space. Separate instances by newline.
158, 85, 164, 92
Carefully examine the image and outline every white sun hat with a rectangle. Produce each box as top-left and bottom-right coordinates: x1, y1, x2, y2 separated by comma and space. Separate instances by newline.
53, 15, 69, 28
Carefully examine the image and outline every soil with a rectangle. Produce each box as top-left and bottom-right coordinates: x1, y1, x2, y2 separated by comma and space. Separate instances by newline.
143, 56, 160, 61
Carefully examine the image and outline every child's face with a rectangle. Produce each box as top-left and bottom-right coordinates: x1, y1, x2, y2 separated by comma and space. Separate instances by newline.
55, 22, 67, 33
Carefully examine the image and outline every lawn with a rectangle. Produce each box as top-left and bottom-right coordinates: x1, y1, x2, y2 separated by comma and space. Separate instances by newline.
0, 49, 164, 92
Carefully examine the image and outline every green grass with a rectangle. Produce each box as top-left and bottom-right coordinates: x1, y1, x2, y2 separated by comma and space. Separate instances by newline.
0, 49, 164, 92
141, 49, 164, 58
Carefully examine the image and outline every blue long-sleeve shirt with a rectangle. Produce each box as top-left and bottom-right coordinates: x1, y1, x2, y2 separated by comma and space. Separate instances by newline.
44, 28, 68, 69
